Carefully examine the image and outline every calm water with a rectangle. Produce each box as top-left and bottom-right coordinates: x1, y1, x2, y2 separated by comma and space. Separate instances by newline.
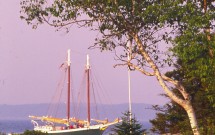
0, 120, 151, 134
0, 120, 33, 134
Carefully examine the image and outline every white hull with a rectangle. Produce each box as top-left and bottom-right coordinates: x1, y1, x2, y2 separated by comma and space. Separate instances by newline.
33, 121, 119, 135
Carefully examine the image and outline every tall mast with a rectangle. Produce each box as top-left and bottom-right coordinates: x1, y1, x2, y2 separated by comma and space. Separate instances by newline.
67, 49, 71, 125
127, 39, 132, 122
86, 54, 90, 125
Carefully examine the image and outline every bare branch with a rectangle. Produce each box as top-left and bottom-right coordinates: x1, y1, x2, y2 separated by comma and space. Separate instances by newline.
128, 62, 155, 76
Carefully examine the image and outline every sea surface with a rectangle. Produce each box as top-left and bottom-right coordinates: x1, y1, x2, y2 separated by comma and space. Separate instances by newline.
0, 120, 151, 134
0, 119, 33, 134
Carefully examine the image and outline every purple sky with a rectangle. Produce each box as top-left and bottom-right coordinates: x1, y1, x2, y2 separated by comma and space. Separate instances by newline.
0, 0, 168, 105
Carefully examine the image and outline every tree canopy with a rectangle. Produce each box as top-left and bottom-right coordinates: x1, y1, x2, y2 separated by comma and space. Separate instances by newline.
20, 0, 215, 81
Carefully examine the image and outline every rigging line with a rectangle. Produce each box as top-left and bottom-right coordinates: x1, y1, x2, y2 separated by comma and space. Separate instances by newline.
91, 62, 113, 106
91, 65, 114, 106
53, 69, 66, 117
75, 73, 83, 118
55, 68, 67, 116
91, 69, 108, 118
91, 66, 119, 119
46, 67, 67, 116
51, 69, 67, 117
70, 68, 76, 117
75, 71, 86, 118
54, 69, 67, 118
90, 70, 100, 119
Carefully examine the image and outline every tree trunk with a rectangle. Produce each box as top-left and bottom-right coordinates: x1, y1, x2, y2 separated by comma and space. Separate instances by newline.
133, 33, 201, 135
185, 102, 200, 135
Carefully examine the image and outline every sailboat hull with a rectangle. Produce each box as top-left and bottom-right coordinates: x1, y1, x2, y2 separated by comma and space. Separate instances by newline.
33, 123, 111, 135
48, 128, 104, 135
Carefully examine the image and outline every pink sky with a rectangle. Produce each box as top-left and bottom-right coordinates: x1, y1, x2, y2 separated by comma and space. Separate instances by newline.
0, 0, 168, 105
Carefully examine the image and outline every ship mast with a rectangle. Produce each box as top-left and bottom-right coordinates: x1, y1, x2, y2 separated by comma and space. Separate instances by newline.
86, 54, 90, 125
127, 39, 132, 122
67, 49, 71, 126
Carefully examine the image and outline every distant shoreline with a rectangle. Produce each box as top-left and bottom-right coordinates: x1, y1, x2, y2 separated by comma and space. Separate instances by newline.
0, 103, 156, 122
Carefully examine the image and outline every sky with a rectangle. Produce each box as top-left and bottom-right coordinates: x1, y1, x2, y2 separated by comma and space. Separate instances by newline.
0, 0, 168, 105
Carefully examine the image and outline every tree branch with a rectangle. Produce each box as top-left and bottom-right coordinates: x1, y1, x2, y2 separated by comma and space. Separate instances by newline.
132, 32, 189, 106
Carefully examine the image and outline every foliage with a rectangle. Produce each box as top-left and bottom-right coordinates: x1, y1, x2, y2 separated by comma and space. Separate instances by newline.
19, 0, 215, 93
20, 0, 180, 65
21, 130, 48, 135
171, 9, 215, 107
150, 103, 191, 134
112, 111, 147, 135
19, 1, 215, 78
150, 60, 215, 134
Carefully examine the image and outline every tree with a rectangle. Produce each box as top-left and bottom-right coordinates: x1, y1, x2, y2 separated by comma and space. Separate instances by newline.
112, 111, 147, 135
150, 59, 215, 134
20, 1, 215, 134
21, 130, 48, 135
150, 103, 190, 134
172, 0, 215, 107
